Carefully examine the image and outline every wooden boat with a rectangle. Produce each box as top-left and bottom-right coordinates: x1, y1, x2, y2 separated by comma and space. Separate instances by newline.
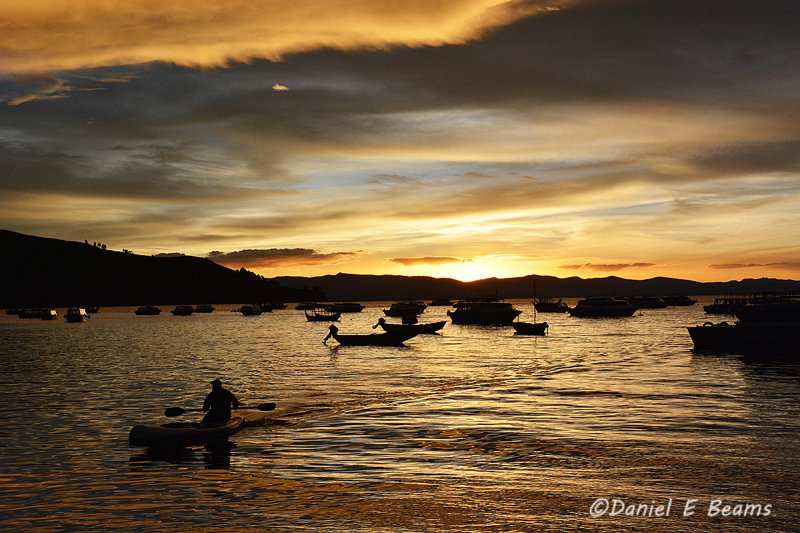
305, 307, 341, 322
374, 317, 445, 334
428, 298, 454, 306
324, 325, 417, 346
135, 305, 161, 315
194, 304, 215, 313
65, 307, 90, 322
86, 306, 100, 314
129, 416, 246, 448
512, 320, 549, 335
171, 305, 194, 316
295, 302, 319, 310
568, 298, 637, 317
447, 297, 521, 325
533, 297, 569, 313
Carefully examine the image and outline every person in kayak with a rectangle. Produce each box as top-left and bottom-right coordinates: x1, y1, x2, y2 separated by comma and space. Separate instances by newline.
202, 379, 240, 425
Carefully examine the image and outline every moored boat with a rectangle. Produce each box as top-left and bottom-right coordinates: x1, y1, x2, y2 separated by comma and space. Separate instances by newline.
18, 308, 47, 319
65, 307, 90, 322
171, 305, 194, 316
704, 296, 750, 315
324, 324, 417, 346
40, 308, 58, 320
194, 304, 215, 313
383, 300, 427, 317
533, 297, 569, 313
324, 302, 364, 313
429, 298, 454, 306
374, 317, 446, 334
568, 298, 637, 318
129, 416, 246, 448
624, 296, 667, 309
305, 307, 341, 322
688, 294, 800, 354
239, 304, 263, 316
661, 295, 696, 307
447, 297, 521, 325
135, 305, 161, 315
512, 320, 549, 335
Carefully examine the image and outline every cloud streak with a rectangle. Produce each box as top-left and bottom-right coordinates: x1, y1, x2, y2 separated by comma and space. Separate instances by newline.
389, 257, 470, 266
561, 263, 656, 272
208, 248, 360, 269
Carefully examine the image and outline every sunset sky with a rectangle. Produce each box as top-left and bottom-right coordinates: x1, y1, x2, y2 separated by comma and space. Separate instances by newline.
2, 0, 799, 282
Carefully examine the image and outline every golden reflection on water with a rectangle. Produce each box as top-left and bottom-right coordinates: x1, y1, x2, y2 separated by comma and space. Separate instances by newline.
0, 300, 798, 531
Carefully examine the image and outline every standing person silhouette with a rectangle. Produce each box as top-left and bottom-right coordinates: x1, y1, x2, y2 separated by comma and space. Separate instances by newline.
202, 379, 240, 425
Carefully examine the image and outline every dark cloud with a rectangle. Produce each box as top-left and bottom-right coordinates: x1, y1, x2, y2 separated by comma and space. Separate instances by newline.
208, 248, 360, 268
389, 257, 470, 266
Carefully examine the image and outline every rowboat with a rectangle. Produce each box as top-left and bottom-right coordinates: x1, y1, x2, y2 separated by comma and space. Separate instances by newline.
374, 318, 445, 334
129, 416, 246, 448
324, 324, 417, 346
512, 321, 549, 335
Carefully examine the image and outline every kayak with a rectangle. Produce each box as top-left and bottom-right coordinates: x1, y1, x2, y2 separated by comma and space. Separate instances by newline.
129, 416, 245, 448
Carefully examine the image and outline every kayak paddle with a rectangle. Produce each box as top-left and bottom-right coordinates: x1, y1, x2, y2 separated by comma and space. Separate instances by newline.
164, 402, 277, 417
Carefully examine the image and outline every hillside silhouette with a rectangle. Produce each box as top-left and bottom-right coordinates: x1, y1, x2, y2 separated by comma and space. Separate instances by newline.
0, 230, 325, 307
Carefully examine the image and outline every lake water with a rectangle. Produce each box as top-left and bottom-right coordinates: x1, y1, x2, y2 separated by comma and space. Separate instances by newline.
1, 299, 798, 531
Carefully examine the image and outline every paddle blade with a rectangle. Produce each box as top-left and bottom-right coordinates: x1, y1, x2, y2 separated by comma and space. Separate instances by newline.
254, 402, 276, 411
164, 407, 187, 417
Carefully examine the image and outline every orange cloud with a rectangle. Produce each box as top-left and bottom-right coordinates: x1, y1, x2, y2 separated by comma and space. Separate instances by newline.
0, 0, 561, 74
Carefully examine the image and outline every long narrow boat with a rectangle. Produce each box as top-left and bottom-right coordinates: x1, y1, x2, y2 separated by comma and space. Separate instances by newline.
375, 318, 445, 334
324, 325, 417, 346
129, 416, 246, 448
305, 307, 341, 322
331, 332, 418, 346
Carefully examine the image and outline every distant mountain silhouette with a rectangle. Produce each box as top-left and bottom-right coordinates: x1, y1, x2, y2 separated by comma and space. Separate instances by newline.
0, 230, 325, 307
272, 272, 800, 302
4, 229, 798, 307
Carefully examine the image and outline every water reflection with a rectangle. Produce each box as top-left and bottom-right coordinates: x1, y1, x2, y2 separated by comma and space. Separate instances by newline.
129, 441, 234, 470
1, 300, 799, 531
